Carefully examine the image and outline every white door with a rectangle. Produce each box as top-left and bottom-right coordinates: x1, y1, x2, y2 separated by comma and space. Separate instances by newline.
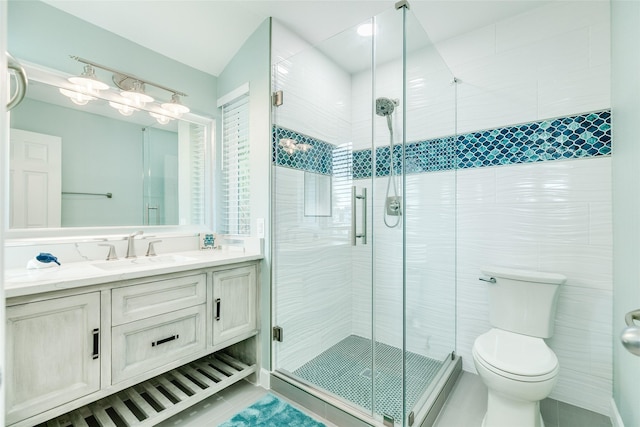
9, 128, 62, 228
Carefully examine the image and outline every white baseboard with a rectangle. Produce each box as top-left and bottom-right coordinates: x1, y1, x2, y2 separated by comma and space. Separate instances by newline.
260, 368, 271, 389
611, 397, 625, 427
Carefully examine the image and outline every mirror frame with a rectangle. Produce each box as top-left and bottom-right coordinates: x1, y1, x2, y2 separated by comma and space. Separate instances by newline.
5, 61, 216, 244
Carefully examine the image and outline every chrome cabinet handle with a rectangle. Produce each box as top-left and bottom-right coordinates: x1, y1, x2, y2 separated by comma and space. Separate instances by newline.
621, 309, 640, 357
351, 186, 367, 245
6, 52, 28, 111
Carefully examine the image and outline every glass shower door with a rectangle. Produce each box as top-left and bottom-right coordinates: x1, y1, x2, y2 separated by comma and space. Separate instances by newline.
271, 16, 378, 420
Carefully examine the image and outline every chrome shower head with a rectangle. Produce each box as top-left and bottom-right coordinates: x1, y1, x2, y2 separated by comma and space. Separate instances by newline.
376, 97, 397, 116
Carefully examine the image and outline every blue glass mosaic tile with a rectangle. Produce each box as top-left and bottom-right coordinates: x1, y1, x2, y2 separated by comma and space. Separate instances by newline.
352, 150, 371, 179
273, 110, 611, 177
456, 110, 611, 169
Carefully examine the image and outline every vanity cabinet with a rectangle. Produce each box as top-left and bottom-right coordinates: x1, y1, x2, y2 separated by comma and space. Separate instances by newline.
213, 265, 257, 345
6, 292, 101, 425
6, 261, 259, 427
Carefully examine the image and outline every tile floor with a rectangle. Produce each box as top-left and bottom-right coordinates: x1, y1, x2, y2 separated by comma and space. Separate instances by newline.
293, 335, 442, 422
158, 371, 613, 427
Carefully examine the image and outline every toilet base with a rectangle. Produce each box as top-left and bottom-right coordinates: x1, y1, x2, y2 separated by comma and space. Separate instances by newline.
481, 390, 545, 427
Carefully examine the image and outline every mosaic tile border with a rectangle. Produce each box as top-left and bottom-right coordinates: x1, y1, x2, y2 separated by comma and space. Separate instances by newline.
272, 110, 612, 178
457, 110, 611, 169
273, 127, 335, 175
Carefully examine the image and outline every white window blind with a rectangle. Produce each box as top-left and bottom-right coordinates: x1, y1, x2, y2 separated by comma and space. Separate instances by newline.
220, 91, 250, 235
189, 123, 206, 224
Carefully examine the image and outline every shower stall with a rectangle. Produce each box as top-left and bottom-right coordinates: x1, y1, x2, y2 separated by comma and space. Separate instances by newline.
272, 4, 459, 426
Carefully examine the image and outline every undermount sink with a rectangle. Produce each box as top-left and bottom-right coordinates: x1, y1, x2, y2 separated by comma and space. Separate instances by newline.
92, 254, 196, 271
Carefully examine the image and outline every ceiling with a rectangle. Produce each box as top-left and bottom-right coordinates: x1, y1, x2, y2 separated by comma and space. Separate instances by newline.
42, 0, 552, 77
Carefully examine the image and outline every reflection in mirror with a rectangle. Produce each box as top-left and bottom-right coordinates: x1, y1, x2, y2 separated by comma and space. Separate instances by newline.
8, 63, 211, 230
304, 172, 332, 217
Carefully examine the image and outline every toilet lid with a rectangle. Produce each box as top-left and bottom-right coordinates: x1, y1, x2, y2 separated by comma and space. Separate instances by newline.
474, 329, 558, 377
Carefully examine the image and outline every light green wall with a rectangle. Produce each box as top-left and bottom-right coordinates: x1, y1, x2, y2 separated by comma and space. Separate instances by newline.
8, 0, 217, 116
11, 98, 145, 226
217, 18, 272, 371
612, 1, 640, 425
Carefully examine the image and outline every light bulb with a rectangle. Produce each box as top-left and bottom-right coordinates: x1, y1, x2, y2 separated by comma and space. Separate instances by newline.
150, 112, 172, 125
109, 101, 137, 116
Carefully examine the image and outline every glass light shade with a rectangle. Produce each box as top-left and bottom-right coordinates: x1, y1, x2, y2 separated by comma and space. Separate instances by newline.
150, 112, 172, 125
109, 101, 137, 116
59, 88, 95, 105
161, 94, 190, 116
68, 65, 108, 92
121, 80, 154, 108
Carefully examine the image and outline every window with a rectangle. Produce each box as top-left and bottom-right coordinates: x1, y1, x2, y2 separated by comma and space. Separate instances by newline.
219, 84, 250, 235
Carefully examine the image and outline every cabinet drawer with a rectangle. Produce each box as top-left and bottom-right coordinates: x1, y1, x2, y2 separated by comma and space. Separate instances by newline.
112, 273, 206, 325
111, 305, 206, 384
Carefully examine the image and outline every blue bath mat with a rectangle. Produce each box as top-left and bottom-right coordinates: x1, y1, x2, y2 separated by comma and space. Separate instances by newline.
218, 394, 326, 427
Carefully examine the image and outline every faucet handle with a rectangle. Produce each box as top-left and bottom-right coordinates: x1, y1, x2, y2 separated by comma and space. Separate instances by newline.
98, 244, 118, 261
146, 240, 162, 257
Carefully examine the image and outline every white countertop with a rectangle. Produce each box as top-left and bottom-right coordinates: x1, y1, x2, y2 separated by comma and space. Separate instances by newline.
4, 249, 263, 299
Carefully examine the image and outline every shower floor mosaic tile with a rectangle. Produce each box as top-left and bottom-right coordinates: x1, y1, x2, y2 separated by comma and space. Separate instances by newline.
293, 335, 443, 423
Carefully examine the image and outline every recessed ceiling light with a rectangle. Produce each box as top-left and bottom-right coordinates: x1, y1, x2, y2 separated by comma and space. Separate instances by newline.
357, 22, 375, 37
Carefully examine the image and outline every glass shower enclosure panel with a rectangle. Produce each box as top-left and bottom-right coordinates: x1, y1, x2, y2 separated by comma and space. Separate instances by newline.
272, 4, 457, 426
402, 9, 457, 421
272, 16, 377, 419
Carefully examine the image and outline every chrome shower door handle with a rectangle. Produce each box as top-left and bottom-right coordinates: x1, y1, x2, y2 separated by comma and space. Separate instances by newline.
351, 186, 367, 245
6, 52, 28, 111
621, 309, 640, 357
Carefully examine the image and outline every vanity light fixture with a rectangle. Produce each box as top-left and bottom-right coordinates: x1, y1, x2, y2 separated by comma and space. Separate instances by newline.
279, 138, 312, 155
68, 56, 189, 116
161, 93, 190, 116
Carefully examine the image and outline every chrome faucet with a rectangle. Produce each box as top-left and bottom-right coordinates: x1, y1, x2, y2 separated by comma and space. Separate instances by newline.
125, 231, 143, 258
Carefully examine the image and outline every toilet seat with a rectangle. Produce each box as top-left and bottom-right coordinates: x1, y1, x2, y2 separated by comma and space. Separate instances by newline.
473, 329, 558, 382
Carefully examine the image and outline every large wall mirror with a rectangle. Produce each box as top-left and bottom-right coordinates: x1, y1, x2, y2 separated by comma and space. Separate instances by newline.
8, 63, 213, 232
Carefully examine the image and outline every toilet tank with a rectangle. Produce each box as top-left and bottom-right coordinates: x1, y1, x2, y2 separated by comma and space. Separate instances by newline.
481, 266, 566, 338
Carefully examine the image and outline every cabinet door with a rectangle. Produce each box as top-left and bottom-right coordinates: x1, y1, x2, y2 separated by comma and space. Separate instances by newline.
6, 293, 101, 425
213, 265, 257, 345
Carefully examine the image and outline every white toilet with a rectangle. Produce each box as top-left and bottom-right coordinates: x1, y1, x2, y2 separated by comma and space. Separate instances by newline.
472, 266, 566, 427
